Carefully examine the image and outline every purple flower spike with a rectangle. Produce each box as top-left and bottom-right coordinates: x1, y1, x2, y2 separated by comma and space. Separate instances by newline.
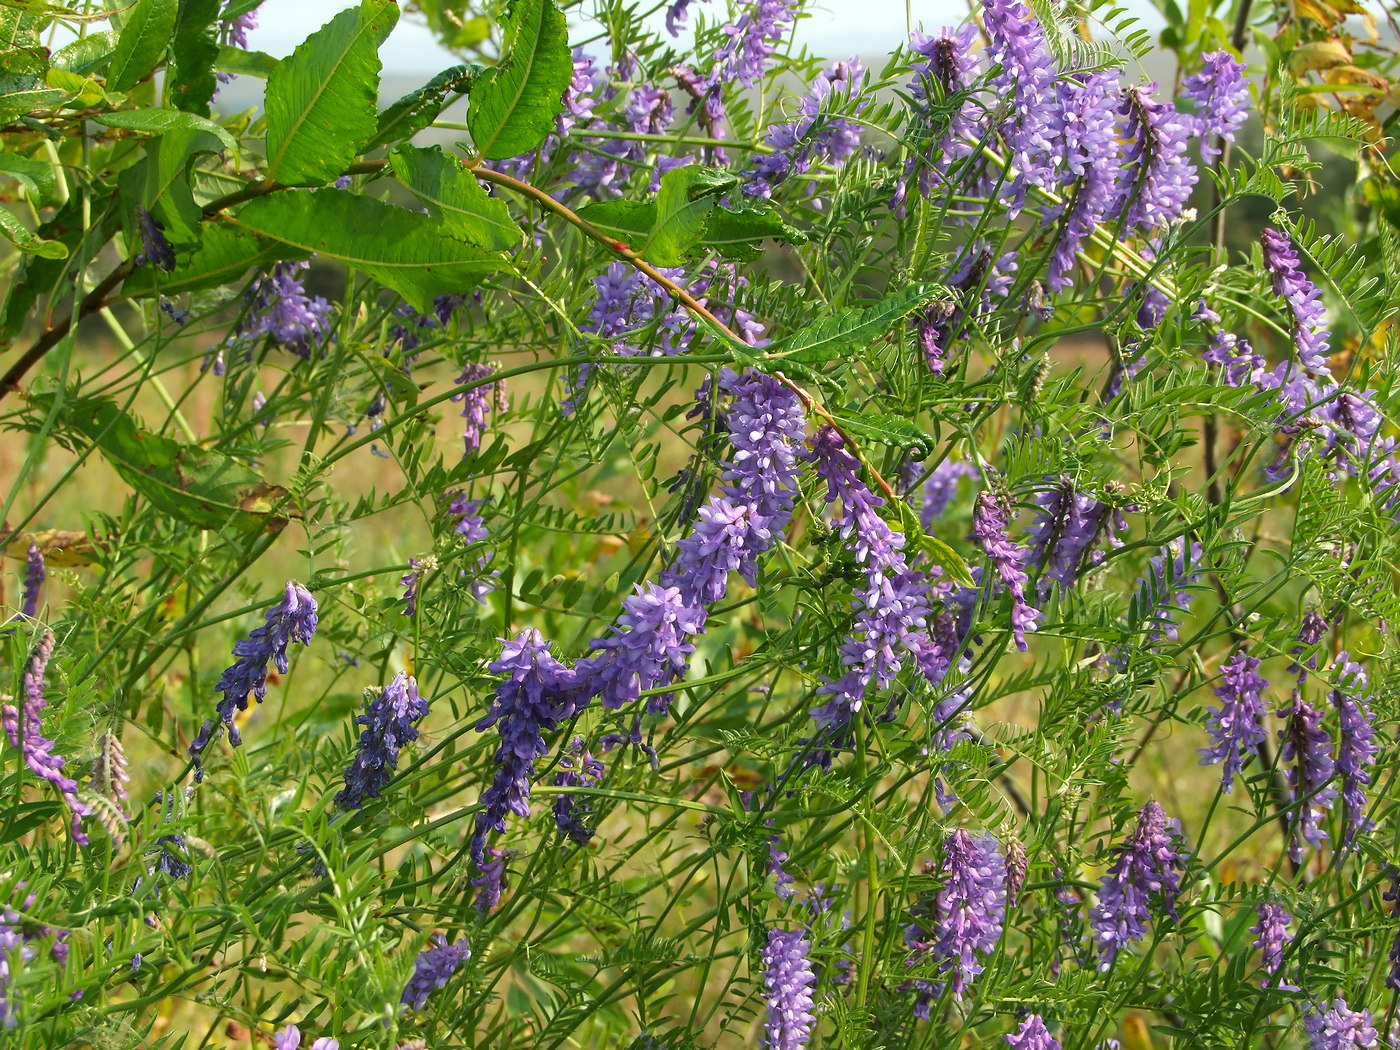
744, 60, 864, 199
585, 583, 703, 716
1278, 691, 1338, 863
919, 459, 976, 528
1181, 51, 1250, 161
895, 25, 982, 213
982, 0, 1061, 209
1261, 227, 1331, 377
401, 936, 470, 1011
1026, 478, 1122, 594
1135, 541, 1203, 644
19, 543, 43, 619
1198, 650, 1270, 793
1, 630, 90, 844
454, 362, 505, 456
1090, 801, 1186, 968
236, 261, 332, 359
551, 737, 605, 846
1329, 653, 1378, 846
1113, 85, 1197, 233
335, 672, 429, 811
469, 630, 577, 899
272, 1025, 339, 1050
972, 490, 1041, 651
1006, 1015, 1061, 1050
189, 580, 318, 779
1304, 999, 1378, 1050
710, 0, 798, 90
134, 207, 176, 272
760, 927, 816, 1050
1048, 71, 1121, 291
1250, 901, 1293, 987
933, 830, 1006, 996
400, 557, 422, 617
767, 833, 796, 900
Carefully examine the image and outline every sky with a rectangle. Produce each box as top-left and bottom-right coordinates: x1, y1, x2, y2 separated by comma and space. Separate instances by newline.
241, 0, 1166, 74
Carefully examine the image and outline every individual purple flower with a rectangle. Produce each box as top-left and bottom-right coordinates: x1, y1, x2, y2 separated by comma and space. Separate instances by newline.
584, 583, 702, 715
1198, 650, 1270, 792
1180, 51, 1250, 161
1113, 85, 1197, 233
134, 207, 176, 272
1278, 691, 1338, 862
665, 0, 707, 35
469, 630, 577, 897
335, 672, 429, 811
1261, 227, 1331, 377
931, 830, 1006, 995
1250, 901, 1293, 987
1006, 1015, 1061, 1050
272, 1025, 339, 1050
236, 261, 332, 359
1090, 801, 1186, 968
982, 0, 1061, 209
400, 558, 423, 617
919, 459, 976, 528
972, 490, 1041, 651
472, 846, 510, 911
400, 936, 470, 1011
767, 832, 796, 901
18, 543, 43, 619
1, 631, 90, 844
1288, 610, 1329, 687
446, 493, 498, 603
1329, 653, 1378, 846
759, 927, 816, 1050
1204, 331, 1275, 391
1304, 999, 1378, 1050
551, 737, 604, 846
189, 580, 318, 779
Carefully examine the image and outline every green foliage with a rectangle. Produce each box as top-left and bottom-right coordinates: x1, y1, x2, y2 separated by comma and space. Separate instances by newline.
465, 0, 571, 160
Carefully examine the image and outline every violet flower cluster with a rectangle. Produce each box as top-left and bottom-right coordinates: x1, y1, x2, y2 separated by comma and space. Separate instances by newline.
1, 630, 89, 844
1005, 1015, 1061, 1050
400, 936, 470, 1011
19, 543, 42, 619
1025, 478, 1126, 595
453, 362, 506, 456
930, 830, 1007, 996
759, 927, 816, 1050
1261, 226, 1331, 377
743, 59, 864, 199
1329, 653, 1378, 846
971, 490, 1041, 651
1198, 650, 1270, 792
272, 1025, 338, 1050
1304, 999, 1378, 1050
0, 885, 71, 1029
551, 737, 605, 846
1250, 901, 1293, 987
335, 672, 429, 811
1279, 690, 1338, 863
1090, 801, 1186, 968
189, 580, 318, 779
235, 261, 332, 359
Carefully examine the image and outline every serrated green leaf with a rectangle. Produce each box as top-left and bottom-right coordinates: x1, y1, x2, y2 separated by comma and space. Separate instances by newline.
168, 0, 221, 116
264, 0, 397, 186
0, 206, 66, 258
700, 205, 807, 260
467, 0, 571, 161
772, 283, 945, 365
118, 126, 225, 250
107, 0, 177, 92
829, 410, 931, 453
0, 150, 54, 205
52, 30, 118, 75
224, 189, 504, 313
0, 87, 67, 123
34, 394, 297, 532
214, 45, 279, 79
644, 166, 733, 266
121, 223, 303, 298
577, 199, 653, 245
388, 145, 521, 250
94, 108, 236, 151
368, 63, 483, 151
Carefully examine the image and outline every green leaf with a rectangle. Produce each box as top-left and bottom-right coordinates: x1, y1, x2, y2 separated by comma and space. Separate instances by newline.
167, 0, 221, 116
0, 87, 67, 123
368, 63, 483, 151
121, 223, 303, 298
107, 0, 177, 92
34, 394, 298, 533
828, 410, 932, 455
644, 167, 733, 266
772, 283, 945, 365
0, 206, 67, 258
2, 197, 119, 341
263, 0, 397, 186
94, 108, 236, 151
0, 150, 55, 205
224, 189, 505, 312
466, 0, 571, 161
700, 205, 807, 260
51, 30, 119, 75
214, 45, 279, 79
388, 145, 522, 250
118, 127, 226, 248
894, 500, 974, 588
576, 199, 653, 246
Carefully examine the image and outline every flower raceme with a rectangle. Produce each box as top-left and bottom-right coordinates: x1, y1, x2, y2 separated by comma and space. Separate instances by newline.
1091, 802, 1186, 968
